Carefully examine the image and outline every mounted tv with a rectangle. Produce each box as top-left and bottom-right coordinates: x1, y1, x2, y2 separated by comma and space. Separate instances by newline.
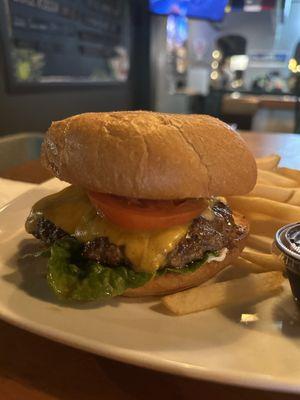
149, 0, 228, 21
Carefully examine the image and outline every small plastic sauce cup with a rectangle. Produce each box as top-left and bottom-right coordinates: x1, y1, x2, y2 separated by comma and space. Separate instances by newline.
275, 222, 300, 302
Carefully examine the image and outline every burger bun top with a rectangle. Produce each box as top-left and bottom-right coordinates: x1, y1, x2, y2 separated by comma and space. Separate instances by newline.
41, 111, 257, 199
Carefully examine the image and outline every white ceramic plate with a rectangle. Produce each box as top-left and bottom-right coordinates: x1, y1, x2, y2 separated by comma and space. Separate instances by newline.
1, 181, 300, 393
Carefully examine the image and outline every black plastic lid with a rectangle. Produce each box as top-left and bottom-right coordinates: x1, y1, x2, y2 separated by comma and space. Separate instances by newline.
275, 222, 300, 260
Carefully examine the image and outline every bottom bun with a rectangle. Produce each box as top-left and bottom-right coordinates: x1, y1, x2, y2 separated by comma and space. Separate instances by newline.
124, 213, 248, 297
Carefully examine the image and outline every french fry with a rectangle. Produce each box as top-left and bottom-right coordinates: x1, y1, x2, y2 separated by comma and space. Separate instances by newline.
242, 248, 284, 271
246, 235, 273, 253
248, 184, 293, 203
256, 154, 281, 171
162, 272, 284, 315
277, 167, 300, 184
234, 256, 265, 273
257, 169, 298, 188
227, 196, 300, 222
288, 189, 300, 206
247, 213, 287, 237
257, 177, 273, 185
258, 178, 279, 186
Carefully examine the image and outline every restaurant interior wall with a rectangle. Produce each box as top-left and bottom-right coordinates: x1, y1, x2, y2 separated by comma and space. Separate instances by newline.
150, 15, 190, 113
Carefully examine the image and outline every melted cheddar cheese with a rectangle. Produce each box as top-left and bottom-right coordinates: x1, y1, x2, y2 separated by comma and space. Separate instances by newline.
26, 186, 189, 273
26, 186, 217, 273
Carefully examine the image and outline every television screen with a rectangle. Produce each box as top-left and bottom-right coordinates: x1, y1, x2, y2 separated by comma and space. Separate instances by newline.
149, 0, 228, 21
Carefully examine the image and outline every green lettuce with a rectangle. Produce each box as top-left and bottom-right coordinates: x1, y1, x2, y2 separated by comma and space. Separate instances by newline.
47, 238, 152, 301
34, 238, 217, 302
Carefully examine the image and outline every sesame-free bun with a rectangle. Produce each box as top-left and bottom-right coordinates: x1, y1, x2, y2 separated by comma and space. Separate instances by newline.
124, 213, 248, 297
41, 111, 257, 200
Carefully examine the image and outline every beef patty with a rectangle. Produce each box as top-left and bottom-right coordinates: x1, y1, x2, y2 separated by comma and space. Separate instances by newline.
28, 201, 246, 269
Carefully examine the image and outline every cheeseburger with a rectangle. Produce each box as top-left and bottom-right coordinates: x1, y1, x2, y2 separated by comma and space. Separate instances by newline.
25, 111, 257, 301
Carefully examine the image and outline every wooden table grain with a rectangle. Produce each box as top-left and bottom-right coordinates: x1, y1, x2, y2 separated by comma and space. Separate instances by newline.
1, 131, 300, 400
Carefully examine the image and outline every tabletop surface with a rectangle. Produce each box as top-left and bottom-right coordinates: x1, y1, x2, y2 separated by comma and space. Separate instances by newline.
1, 131, 300, 400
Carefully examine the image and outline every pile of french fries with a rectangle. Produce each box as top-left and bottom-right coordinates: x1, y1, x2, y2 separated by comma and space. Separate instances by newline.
163, 154, 300, 315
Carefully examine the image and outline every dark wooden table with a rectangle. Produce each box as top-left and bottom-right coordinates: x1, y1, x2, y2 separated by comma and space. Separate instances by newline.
1, 132, 300, 400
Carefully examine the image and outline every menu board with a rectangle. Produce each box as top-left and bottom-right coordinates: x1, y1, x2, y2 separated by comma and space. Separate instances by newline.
0, 0, 130, 90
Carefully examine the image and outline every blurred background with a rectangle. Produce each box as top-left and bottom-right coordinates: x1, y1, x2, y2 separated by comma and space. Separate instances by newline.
0, 0, 300, 136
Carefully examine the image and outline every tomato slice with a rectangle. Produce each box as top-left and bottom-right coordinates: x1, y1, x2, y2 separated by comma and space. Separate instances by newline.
87, 191, 207, 231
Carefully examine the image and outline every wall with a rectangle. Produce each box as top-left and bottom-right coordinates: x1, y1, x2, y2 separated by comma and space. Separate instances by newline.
188, 19, 217, 66
273, 2, 300, 58
150, 15, 190, 113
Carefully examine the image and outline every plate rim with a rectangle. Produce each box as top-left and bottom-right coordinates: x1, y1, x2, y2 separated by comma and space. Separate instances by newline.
0, 306, 299, 394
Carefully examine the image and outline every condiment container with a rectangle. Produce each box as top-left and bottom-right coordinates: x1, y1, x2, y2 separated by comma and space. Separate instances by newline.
275, 222, 300, 302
